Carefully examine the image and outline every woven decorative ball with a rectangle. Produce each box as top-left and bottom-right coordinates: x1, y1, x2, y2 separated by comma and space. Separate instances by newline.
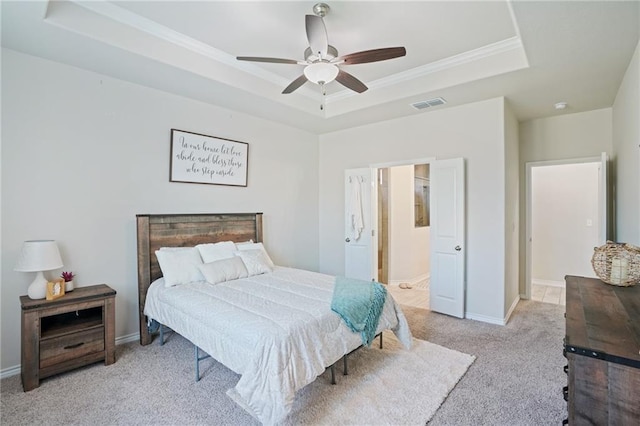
591, 241, 640, 287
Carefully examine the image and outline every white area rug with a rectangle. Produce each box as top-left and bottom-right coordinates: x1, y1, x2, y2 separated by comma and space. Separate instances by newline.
1, 331, 474, 426
284, 332, 475, 425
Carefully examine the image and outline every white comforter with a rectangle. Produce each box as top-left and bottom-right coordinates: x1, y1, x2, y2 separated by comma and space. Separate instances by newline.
144, 266, 412, 425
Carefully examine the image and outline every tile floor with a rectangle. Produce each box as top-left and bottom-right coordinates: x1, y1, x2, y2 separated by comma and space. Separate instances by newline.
386, 281, 430, 309
531, 283, 566, 306
387, 282, 566, 309
388, 281, 566, 309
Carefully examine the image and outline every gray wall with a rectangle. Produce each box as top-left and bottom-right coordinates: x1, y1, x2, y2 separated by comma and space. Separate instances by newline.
1, 49, 320, 371
613, 40, 640, 245
504, 102, 520, 316
319, 97, 510, 324
518, 108, 613, 294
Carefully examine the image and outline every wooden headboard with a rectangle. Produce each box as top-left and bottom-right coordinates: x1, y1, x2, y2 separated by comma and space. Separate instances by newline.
136, 213, 263, 345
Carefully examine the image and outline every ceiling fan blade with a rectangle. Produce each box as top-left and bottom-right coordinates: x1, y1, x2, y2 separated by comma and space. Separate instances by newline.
237, 56, 302, 65
306, 15, 328, 58
334, 47, 407, 65
282, 75, 308, 94
335, 70, 368, 93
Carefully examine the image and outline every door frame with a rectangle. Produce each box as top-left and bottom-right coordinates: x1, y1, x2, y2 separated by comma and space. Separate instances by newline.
368, 157, 436, 283
524, 155, 607, 299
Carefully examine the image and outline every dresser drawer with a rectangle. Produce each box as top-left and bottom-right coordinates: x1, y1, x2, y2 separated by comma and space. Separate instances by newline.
40, 327, 105, 369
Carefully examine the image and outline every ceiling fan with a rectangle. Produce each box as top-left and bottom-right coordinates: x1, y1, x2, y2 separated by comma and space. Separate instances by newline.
237, 3, 406, 96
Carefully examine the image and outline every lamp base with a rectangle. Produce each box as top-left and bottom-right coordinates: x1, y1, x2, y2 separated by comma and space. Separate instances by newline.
27, 271, 47, 299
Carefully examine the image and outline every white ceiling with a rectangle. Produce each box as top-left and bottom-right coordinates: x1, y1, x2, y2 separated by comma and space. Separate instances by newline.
2, 1, 639, 134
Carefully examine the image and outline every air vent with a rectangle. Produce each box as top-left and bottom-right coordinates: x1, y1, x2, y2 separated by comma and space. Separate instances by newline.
411, 97, 447, 110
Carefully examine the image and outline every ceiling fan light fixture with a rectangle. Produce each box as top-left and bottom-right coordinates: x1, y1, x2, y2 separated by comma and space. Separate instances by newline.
304, 62, 339, 85
237, 3, 406, 95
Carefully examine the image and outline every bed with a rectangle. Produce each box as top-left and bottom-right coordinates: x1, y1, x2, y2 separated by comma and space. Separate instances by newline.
136, 213, 412, 425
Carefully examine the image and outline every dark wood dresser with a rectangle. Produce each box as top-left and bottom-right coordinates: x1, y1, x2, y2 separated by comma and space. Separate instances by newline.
564, 275, 640, 425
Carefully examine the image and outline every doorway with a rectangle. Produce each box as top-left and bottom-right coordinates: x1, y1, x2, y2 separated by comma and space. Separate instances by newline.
525, 156, 607, 304
346, 157, 466, 318
378, 164, 431, 309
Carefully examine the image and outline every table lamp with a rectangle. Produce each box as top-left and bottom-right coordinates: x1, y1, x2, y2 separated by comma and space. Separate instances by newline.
14, 240, 64, 299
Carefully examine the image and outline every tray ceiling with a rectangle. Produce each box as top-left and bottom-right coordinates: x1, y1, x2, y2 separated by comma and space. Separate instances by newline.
2, 1, 638, 134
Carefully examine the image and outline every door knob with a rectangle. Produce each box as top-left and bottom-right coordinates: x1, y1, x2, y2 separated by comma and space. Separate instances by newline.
455, 245, 461, 251
345, 238, 351, 242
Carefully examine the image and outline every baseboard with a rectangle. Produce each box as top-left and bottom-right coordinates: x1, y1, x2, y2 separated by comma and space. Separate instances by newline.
532, 278, 565, 288
0, 332, 141, 380
465, 312, 507, 326
0, 365, 21, 380
504, 296, 520, 324
389, 273, 430, 287
116, 332, 140, 345
466, 296, 521, 326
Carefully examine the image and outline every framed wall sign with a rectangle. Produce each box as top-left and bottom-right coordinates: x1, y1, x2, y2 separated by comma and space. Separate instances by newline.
170, 129, 249, 187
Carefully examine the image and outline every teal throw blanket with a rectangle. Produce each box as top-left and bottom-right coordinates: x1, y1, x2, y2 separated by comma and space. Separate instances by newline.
331, 276, 387, 347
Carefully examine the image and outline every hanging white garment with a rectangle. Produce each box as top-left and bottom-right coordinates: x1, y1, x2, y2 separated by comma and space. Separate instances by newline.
350, 177, 364, 240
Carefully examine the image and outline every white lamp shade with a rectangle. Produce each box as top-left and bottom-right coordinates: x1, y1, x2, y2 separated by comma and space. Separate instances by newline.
303, 62, 339, 85
14, 240, 63, 272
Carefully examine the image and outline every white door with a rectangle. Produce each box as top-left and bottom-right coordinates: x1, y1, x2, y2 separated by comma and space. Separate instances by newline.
429, 158, 466, 318
344, 168, 375, 281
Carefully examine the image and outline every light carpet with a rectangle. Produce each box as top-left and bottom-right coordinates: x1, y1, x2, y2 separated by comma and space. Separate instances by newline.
1, 330, 474, 425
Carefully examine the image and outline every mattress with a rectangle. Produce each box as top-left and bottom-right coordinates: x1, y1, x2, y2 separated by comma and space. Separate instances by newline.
144, 266, 412, 424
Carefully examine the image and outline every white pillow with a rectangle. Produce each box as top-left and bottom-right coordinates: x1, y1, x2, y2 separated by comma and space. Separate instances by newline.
196, 241, 238, 263
237, 242, 275, 269
199, 257, 248, 285
155, 248, 204, 287
235, 249, 274, 276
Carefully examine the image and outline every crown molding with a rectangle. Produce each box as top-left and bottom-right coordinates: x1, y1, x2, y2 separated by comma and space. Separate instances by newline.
70, 0, 298, 91
327, 36, 526, 103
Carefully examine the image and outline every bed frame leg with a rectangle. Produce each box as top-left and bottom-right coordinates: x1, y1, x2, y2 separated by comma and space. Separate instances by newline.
341, 333, 383, 377
195, 345, 200, 382
159, 325, 165, 346
194, 345, 212, 382
330, 364, 336, 385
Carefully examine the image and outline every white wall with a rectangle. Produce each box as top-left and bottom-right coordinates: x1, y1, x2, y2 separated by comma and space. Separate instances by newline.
613, 40, 640, 245
1, 49, 320, 371
519, 108, 613, 293
520, 109, 613, 162
319, 97, 508, 323
388, 165, 429, 284
531, 163, 600, 282
503, 102, 520, 316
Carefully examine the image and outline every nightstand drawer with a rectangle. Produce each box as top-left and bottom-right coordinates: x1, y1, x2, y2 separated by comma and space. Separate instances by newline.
40, 327, 105, 369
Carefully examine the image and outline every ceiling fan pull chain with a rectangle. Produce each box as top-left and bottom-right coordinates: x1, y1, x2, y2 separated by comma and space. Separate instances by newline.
320, 82, 326, 111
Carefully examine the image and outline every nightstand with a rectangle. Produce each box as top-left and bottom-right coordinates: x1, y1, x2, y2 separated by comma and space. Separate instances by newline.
20, 284, 116, 391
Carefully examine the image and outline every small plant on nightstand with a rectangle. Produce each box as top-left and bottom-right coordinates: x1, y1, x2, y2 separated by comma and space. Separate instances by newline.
61, 271, 75, 292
